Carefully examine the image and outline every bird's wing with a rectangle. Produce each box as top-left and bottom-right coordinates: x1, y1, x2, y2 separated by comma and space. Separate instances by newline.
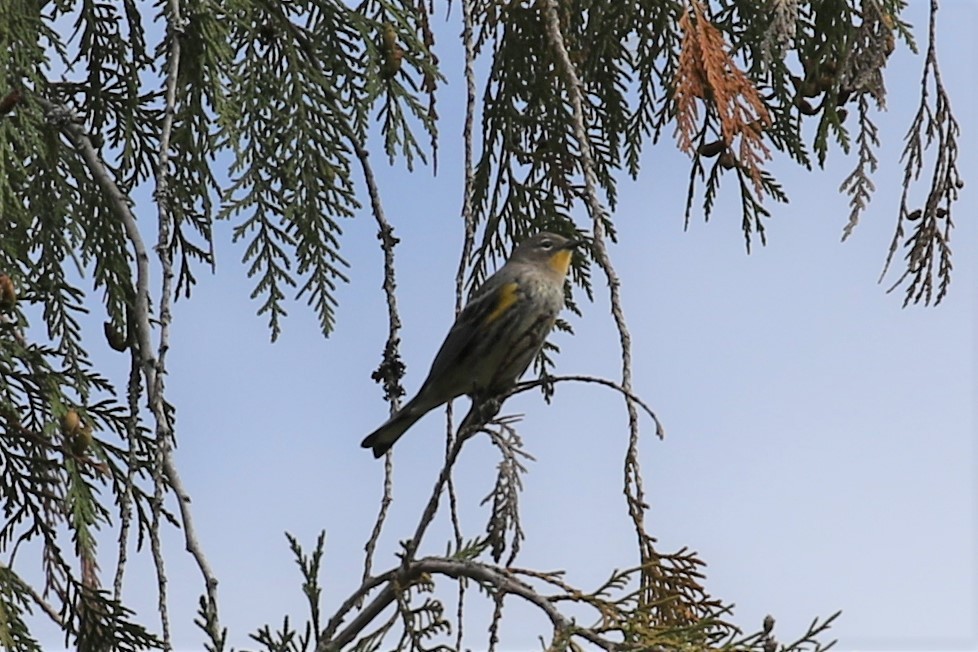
421, 276, 521, 390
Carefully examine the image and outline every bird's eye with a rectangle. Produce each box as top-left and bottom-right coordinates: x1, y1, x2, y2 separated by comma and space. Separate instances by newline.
539, 239, 554, 250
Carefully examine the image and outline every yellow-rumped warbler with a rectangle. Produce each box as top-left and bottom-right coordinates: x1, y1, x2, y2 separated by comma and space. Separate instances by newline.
361, 231, 581, 457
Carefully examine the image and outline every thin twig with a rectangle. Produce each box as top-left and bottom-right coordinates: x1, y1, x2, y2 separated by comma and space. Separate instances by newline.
350, 135, 401, 584
443, 403, 466, 650
320, 570, 394, 642
511, 375, 664, 438
321, 582, 398, 652
404, 425, 473, 562
149, 443, 171, 649
158, 0, 225, 629
449, 1, 480, 645
455, 0, 479, 306
272, 2, 404, 591
487, 592, 504, 652
540, 0, 654, 588
444, 406, 464, 547
262, 15, 406, 585
362, 449, 394, 589
113, 359, 140, 601
146, 0, 188, 645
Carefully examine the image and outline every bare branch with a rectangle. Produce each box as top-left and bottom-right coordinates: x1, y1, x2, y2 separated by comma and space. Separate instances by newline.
447, 1, 481, 641
113, 355, 142, 601
511, 375, 664, 439
319, 580, 398, 652
319, 557, 629, 652
149, 449, 172, 650
320, 570, 394, 643
540, 0, 656, 595
405, 424, 474, 562
455, 0, 479, 310
362, 451, 394, 588
351, 127, 402, 584
151, 1, 226, 646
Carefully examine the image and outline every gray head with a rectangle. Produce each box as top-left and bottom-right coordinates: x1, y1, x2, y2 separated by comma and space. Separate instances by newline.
510, 232, 580, 261
507, 231, 581, 278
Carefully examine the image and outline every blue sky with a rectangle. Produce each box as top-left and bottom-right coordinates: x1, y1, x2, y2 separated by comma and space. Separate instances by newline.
23, 1, 977, 651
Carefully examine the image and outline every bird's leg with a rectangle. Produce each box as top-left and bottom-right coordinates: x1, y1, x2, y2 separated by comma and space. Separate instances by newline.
475, 395, 503, 424
458, 393, 503, 435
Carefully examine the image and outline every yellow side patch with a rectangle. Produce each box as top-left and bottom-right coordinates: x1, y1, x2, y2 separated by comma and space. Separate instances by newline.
548, 249, 573, 277
485, 282, 520, 325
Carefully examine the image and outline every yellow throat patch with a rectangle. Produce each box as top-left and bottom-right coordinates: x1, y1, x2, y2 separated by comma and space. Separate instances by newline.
548, 249, 573, 277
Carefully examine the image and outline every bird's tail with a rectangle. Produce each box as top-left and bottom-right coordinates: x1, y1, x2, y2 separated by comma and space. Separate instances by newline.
360, 403, 425, 458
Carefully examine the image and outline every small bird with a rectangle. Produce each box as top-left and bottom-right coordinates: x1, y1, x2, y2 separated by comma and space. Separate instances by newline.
361, 231, 581, 457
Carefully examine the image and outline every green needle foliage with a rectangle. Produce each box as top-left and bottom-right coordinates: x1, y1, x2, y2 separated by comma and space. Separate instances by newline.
0, 0, 964, 650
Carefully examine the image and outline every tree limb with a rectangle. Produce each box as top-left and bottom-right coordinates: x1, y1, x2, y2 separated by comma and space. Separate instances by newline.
319, 557, 629, 652
35, 49, 224, 644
